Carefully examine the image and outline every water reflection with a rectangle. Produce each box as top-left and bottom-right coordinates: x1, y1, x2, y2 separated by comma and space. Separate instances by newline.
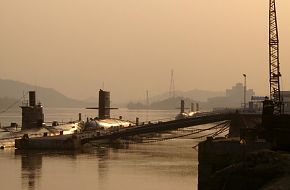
1, 109, 197, 190
16, 151, 42, 190
15, 150, 79, 190
8, 139, 196, 190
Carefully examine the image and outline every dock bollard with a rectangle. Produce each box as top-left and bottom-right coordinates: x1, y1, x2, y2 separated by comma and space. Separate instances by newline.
22, 134, 29, 139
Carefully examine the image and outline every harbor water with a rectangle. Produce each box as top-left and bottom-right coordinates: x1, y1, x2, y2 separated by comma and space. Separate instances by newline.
0, 108, 200, 190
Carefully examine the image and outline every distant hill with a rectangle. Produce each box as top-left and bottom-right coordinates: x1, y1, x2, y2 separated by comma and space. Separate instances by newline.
0, 79, 91, 108
127, 89, 224, 110
150, 96, 196, 110
149, 89, 224, 103
0, 97, 21, 112
128, 96, 197, 110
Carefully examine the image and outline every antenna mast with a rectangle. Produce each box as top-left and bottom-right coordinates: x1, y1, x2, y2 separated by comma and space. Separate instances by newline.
269, 0, 282, 114
146, 90, 149, 109
169, 69, 175, 98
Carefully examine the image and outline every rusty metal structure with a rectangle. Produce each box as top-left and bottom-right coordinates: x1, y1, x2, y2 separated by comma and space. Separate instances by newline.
269, 0, 282, 114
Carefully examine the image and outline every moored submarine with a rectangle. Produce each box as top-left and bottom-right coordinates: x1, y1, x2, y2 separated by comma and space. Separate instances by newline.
85, 89, 134, 131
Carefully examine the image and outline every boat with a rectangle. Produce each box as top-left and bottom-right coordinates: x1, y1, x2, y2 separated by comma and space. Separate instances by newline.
84, 89, 134, 131
0, 91, 83, 148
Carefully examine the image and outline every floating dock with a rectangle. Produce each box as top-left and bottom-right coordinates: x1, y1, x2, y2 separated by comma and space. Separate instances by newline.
15, 130, 109, 150
15, 134, 81, 150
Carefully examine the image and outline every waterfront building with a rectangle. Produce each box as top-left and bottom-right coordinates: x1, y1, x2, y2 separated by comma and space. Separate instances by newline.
281, 91, 290, 114
207, 83, 255, 110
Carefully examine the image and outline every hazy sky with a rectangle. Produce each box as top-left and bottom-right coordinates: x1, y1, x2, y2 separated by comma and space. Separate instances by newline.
0, 0, 289, 102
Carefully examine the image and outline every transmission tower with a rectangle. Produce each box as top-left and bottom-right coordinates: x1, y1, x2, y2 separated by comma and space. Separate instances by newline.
169, 69, 175, 98
269, 0, 282, 115
146, 90, 149, 109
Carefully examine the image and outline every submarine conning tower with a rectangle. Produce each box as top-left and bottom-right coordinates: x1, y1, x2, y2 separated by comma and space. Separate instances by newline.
180, 100, 185, 113
99, 89, 111, 119
20, 91, 44, 130
86, 89, 118, 120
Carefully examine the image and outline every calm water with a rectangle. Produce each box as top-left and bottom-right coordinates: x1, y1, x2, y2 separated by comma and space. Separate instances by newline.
0, 108, 200, 190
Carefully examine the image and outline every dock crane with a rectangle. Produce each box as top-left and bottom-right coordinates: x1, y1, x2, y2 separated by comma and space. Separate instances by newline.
269, 0, 282, 115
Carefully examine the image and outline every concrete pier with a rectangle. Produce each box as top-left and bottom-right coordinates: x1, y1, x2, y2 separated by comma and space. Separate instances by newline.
198, 137, 271, 190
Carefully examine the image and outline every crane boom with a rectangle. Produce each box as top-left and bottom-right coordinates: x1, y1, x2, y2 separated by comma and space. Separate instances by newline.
269, 0, 282, 114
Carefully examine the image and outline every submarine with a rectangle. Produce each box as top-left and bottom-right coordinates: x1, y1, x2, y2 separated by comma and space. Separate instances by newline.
0, 91, 82, 148
84, 89, 134, 130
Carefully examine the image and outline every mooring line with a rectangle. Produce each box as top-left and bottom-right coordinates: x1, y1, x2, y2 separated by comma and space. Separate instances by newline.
114, 121, 230, 145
